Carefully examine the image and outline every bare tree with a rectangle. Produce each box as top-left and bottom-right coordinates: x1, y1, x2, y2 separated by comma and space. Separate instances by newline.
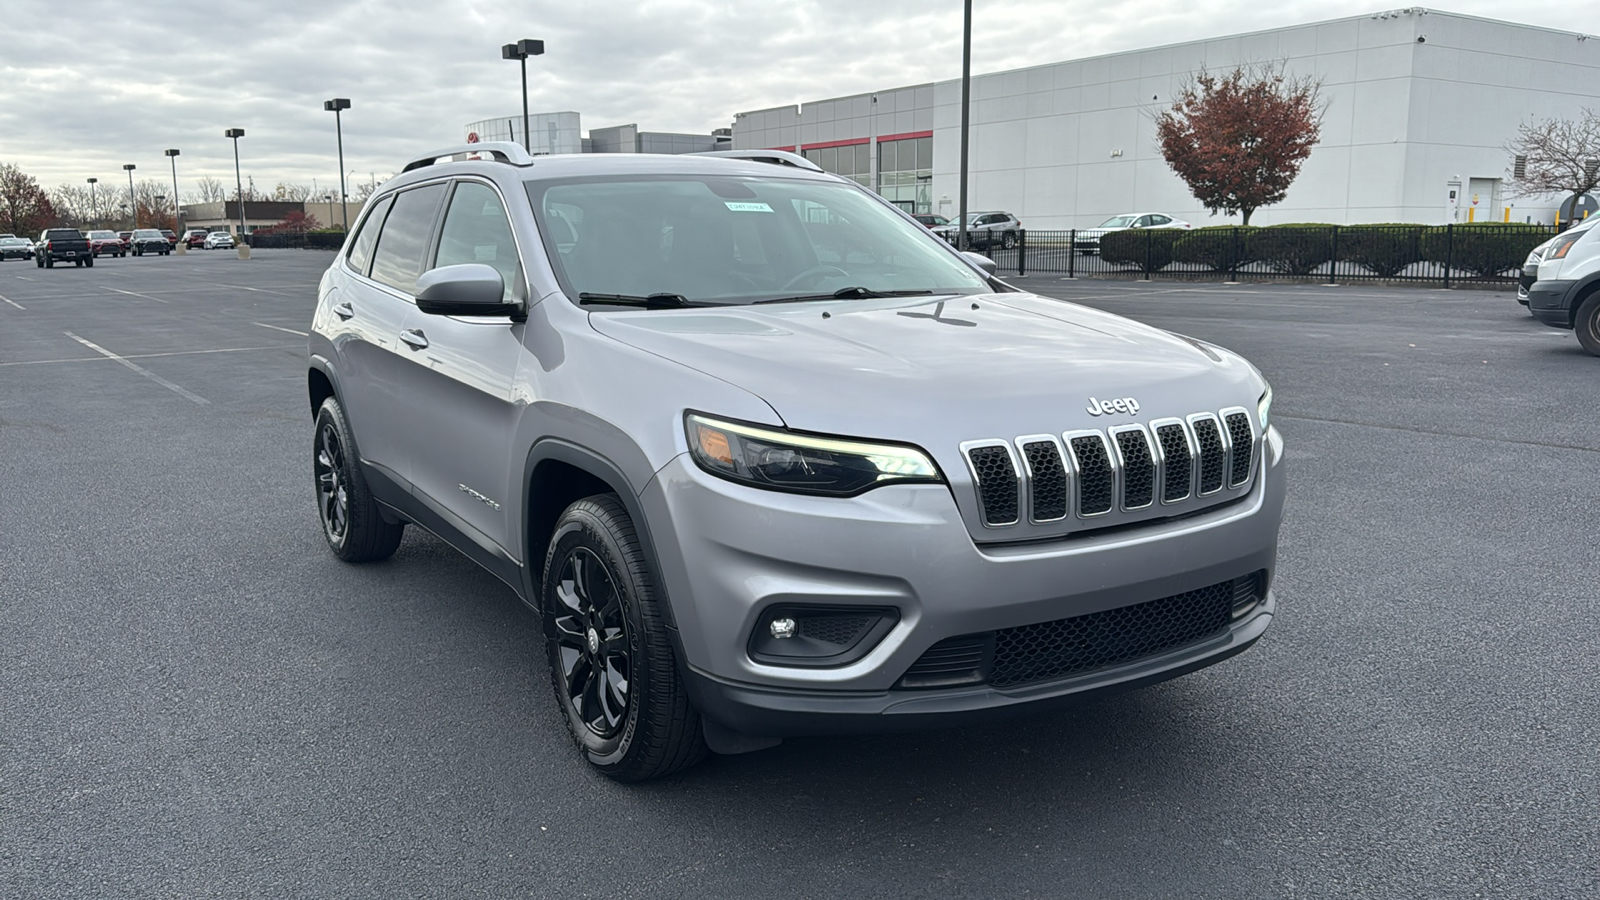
354, 174, 391, 202
51, 184, 96, 227
1505, 109, 1600, 215
195, 176, 227, 204
272, 182, 314, 202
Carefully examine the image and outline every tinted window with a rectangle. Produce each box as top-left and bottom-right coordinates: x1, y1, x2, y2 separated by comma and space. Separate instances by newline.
369, 184, 445, 293
1134, 216, 1153, 227
1150, 215, 1170, 225
433, 182, 521, 302
345, 193, 394, 276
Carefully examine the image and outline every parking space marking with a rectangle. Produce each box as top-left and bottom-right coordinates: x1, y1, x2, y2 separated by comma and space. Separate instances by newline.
0, 292, 23, 310
0, 345, 296, 368
14, 275, 36, 281
61, 332, 210, 405
252, 322, 310, 336
101, 286, 169, 303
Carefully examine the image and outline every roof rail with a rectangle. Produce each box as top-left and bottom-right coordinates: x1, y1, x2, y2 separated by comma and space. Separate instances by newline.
691, 149, 822, 172
401, 141, 535, 173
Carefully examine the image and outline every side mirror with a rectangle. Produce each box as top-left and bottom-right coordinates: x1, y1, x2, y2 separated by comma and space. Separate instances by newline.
415, 263, 520, 317
963, 251, 997, 276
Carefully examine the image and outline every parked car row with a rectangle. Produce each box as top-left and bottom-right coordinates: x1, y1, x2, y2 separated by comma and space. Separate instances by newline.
917, 211, 1194, 255
0, 227, 241, 267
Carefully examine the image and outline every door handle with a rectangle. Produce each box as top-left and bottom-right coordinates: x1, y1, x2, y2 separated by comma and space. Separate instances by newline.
399, 329, 429, 350
332, 302, 354, 320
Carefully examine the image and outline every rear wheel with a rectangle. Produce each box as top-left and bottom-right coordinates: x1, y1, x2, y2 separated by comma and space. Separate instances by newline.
1002, 231, 1017, 250
85, 256, 93, 268
1575, 293, 1600, 357
543, 495, 707, 782
45, 257, 53, 268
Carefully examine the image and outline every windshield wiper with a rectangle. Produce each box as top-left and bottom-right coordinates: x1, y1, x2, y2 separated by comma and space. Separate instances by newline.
754, 287, 934, 305
578, 292, 701, 309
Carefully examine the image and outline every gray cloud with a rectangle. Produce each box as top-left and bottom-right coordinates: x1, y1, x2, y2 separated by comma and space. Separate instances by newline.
0, 0, 1581, 196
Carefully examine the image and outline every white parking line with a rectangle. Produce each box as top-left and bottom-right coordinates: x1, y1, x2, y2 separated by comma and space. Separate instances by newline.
101, 286, 169, 303
252, 322, 310, 336
0, 345, 295, 368
0, 292, 23, 310
61, 332, 209, 405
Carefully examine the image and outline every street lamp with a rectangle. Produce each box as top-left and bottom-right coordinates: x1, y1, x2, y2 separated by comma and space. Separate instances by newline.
86, 178, 98, 226
957, 0, 972, 253
323, 98, 351, 230
123, 164, 137, 228
500, 39, 545, 153
164, 149, 182, 240
224, 128, 246, 238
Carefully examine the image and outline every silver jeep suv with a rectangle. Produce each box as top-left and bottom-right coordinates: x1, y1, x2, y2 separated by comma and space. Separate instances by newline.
308, 143, 1286, 782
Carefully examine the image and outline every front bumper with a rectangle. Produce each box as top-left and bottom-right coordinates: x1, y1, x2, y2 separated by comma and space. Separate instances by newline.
641, 427, 1286, 736
1528, 278, 1577, 328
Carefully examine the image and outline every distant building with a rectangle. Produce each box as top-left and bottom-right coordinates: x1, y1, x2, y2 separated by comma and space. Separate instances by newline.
180, 199, 367, 235
463, 112, 728, 156
733, 9, 1599, 227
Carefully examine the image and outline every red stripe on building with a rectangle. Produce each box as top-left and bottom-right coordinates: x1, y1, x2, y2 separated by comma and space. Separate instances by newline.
799, 137, 871, 151
876, 130, 933, 144
762, 146, 798, 152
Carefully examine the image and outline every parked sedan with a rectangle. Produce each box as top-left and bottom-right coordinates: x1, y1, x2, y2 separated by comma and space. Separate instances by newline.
0, 236, 35, 260
1074, 212, 1192, 254
129, 228, 171, 256
203, 231, 235, 250
86, 230, 127, 258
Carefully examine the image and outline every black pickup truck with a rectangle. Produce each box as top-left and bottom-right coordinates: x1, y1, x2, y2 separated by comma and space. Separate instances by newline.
35, 228, 93, 268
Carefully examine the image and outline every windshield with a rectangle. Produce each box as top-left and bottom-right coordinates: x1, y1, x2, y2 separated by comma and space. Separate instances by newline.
1098, 215, 1137, 228
529, 175, 990, 306
134, 230, 162, 238
88, 231, 116, 239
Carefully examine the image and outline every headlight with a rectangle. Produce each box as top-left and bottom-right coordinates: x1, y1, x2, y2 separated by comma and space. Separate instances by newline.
1257, 382, 1274, 432
685, 413, 943, 496
1546, 231, 1584, 261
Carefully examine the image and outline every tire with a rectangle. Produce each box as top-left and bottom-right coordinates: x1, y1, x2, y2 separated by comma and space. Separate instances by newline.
1576, 293, 1600, 357
1002, 231, 1017, 250
542, 495, 707, 782
45, 257, 53, 268
85, 256, 93, 268
36, 258, 43, 268
312, 397, 404, 562
74, 259, 82, 267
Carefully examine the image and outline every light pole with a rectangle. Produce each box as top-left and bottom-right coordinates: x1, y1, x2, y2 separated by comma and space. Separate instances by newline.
500, 39, 545, 153
957, 0, 972, 253
123, 164, 137, 228
323, 98, 351, 230
164, 149, 182, 240
225, 128, 246, 238
86, 178, 98, 227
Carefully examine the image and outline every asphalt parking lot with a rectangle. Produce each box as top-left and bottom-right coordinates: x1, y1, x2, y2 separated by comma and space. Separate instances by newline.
2, 251, 1596, 898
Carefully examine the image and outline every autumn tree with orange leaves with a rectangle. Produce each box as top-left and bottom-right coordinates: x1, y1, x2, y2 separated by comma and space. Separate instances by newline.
1155, 64, 1324, 226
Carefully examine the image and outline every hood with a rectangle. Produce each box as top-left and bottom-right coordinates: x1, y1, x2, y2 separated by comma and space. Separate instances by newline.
588, 292, 1262, 457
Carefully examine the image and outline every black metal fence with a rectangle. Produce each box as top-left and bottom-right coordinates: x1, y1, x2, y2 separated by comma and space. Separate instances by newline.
245, 232, 347, 251
976, 224, 1552, 287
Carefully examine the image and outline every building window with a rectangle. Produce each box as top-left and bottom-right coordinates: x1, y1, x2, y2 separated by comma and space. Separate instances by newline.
803, 143, 871, 188
878, 136, 932, 214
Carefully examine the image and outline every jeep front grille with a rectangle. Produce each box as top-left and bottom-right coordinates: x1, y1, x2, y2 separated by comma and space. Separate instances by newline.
958, 407, 1258, 536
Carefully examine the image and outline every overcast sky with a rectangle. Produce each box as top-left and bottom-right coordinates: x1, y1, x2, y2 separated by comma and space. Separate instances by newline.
0, 0, 1584, 198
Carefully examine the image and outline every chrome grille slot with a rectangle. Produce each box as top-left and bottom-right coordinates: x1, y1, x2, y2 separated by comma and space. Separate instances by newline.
1154, 422, 1193, 502
1190, 415, 1226, 495
963, 443, 1019, 526
1224, 411, 1255, 487
1068, 434, 1115, 516
1019, 438, 1069, 523
1110, 426, 1155, 510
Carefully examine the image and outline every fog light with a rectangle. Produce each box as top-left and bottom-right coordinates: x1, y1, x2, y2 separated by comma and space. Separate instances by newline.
769, 617, 797, 639
748, 605, 901, 668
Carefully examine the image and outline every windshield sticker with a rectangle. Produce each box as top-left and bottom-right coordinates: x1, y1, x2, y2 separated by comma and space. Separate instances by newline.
723, 201, 774, 213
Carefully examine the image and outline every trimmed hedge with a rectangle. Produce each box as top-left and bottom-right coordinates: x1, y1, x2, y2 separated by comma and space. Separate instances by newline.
1099, 228, 1183, 272
1334, 224, 1425, 277
1252, 224, 1334, 275
1171, 226, 1247, 271
1418, 223, 1548, 278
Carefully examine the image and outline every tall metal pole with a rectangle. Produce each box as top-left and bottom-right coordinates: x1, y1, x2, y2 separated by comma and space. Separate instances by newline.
123, 164, 137, 228
520, 57, 531, 154
325, 99, 352, 230
225, 129, 246, 238
164, 150, 181, 237
87, 179, 98, 227
958, 0, 972, 252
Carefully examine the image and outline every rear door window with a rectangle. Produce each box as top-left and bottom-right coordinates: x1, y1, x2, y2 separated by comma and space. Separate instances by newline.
369, 184, 446, 294
345, 194, 394, 277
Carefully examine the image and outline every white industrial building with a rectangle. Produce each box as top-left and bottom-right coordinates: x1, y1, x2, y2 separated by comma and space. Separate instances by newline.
463, 112, 728, 156
731, 9, 1600, 228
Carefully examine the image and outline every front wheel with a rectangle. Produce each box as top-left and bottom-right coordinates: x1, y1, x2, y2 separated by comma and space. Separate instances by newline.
543, 495, 707, 782
312, 397, 404, 562
1575, 293, 1600, 357
1002, 231, 1017, 250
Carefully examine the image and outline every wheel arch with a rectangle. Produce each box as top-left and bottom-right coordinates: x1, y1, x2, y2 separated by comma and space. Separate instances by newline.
308, 354, 339, 418
521, 439, 675, 627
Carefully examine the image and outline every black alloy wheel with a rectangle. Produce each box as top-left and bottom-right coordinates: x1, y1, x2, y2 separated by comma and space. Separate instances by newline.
312, 397, 404, 562
1002, 231, 1017, 250
543, 496, 707, 781
551, 546, 633, 740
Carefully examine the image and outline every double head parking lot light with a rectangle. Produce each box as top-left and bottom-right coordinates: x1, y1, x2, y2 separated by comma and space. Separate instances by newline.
323, 99, 351, 230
